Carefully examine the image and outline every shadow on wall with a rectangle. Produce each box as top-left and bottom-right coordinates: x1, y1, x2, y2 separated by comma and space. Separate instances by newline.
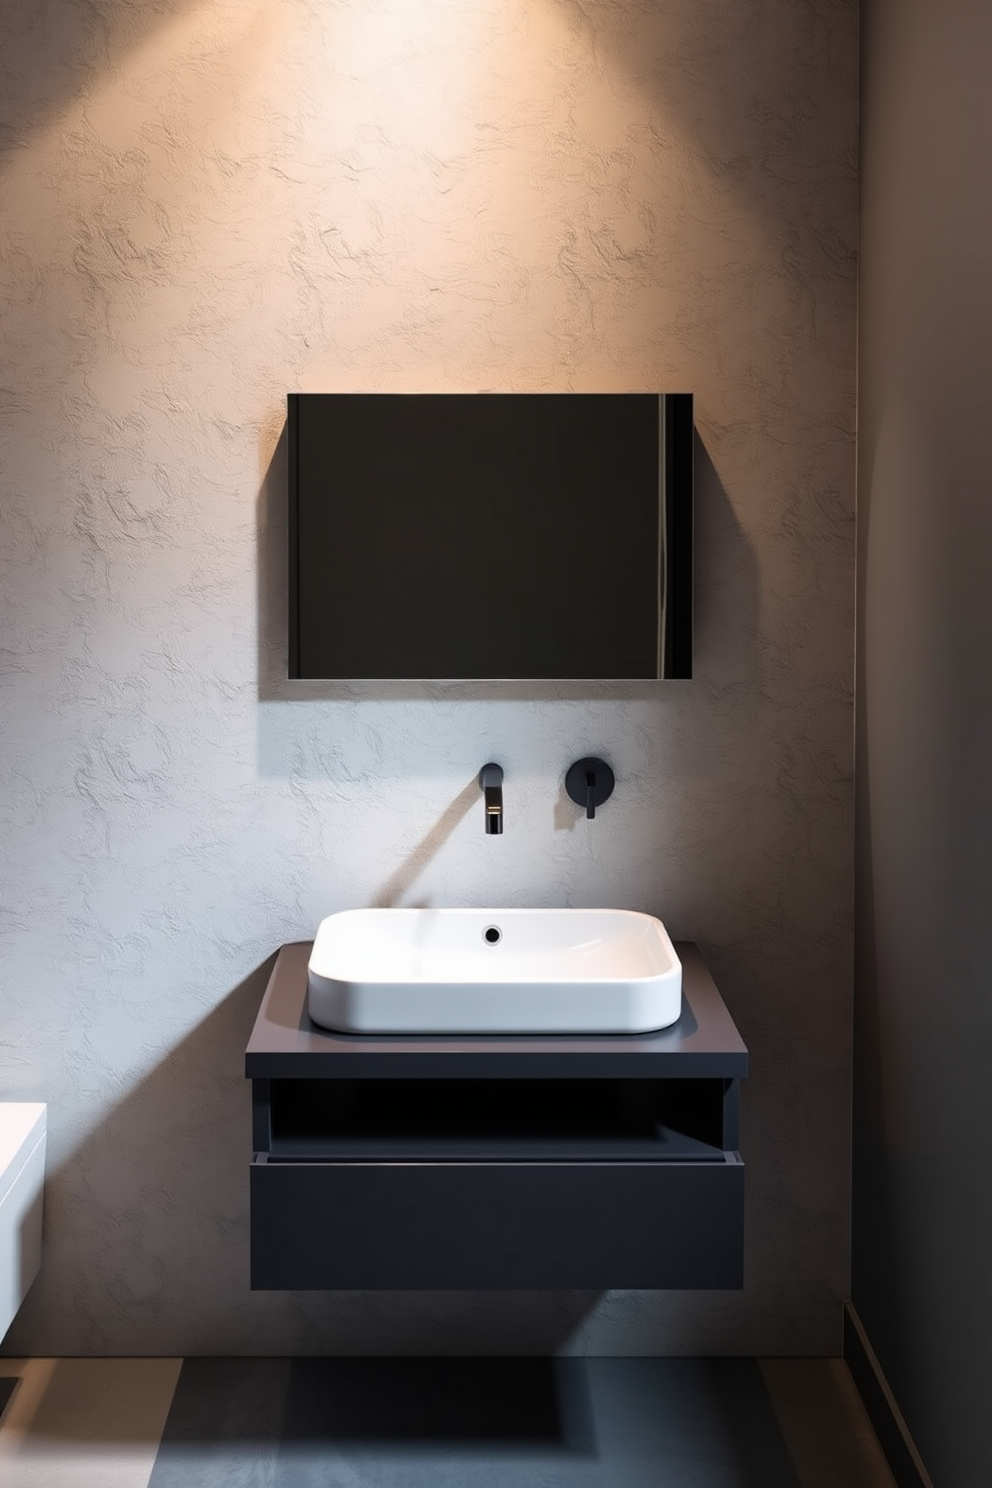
2, 957, 278, 1355
3, 958, 601, 1356
254, 418, 760, 711
371, 780, 479, 906
0, 0, 205, 142
550, 0, 857, 231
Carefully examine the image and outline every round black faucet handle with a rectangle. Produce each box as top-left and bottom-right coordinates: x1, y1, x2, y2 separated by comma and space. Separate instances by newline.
565, 757, 616, 818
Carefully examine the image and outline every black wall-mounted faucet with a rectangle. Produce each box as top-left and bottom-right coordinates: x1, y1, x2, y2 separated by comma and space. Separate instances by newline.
479, 763, 504, 835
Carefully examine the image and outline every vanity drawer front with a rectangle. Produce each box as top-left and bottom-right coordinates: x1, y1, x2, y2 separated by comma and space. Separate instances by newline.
250, 1156, 743, 1290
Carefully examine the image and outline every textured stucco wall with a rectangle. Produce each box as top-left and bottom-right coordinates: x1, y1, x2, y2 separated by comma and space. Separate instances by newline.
0, 0, 857, 1355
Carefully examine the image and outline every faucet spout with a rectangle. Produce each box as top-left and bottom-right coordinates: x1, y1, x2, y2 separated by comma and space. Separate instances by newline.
479, 763, 504, 835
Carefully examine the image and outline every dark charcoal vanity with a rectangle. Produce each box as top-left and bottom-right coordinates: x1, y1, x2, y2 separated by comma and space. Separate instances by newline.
247, 942, 746, 1289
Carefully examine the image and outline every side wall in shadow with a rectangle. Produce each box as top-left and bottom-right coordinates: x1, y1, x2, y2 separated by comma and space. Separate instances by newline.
854, 2, 992, 1484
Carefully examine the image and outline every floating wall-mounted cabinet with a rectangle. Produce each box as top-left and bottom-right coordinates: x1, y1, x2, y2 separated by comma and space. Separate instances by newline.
246, 943, 745, 1290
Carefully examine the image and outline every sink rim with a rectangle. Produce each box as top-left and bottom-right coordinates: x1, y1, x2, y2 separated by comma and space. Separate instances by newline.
310, 906, 678, 984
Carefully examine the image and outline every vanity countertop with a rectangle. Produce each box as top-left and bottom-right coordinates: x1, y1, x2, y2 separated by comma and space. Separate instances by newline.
246, 941, 747, 1080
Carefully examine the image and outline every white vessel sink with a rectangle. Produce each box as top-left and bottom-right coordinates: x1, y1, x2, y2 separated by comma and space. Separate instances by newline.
307, 908, 682, 1035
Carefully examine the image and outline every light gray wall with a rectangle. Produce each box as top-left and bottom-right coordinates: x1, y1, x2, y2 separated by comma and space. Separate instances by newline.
855, 0, 992, 1482
0, 0, 856, 1355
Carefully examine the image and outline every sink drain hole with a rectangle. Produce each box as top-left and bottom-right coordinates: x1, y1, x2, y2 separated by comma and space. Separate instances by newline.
483, 925, 502, 945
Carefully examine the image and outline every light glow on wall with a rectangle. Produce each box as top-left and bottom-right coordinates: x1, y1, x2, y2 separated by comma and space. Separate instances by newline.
0, 0, 857, 1359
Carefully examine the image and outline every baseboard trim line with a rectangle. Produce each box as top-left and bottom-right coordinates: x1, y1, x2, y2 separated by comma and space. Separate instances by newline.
843, 1302, 934, 1488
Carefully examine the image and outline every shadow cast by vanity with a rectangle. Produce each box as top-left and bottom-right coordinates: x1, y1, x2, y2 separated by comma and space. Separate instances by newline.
147, 1357, 801, 1488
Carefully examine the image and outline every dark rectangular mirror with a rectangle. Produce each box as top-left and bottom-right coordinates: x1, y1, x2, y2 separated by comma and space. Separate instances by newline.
288, 392, 692, 680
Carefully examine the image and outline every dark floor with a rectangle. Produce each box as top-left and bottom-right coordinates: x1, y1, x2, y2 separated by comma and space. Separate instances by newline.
146, 1357, 896, 1488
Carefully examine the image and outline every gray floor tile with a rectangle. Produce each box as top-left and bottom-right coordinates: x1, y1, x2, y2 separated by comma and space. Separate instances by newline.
0, 1357, 181, 1488
149, 1357, 802, 1488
